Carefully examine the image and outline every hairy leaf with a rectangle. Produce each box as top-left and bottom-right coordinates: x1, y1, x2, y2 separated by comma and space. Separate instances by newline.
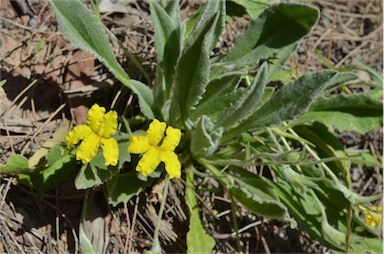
191, 87, 245, 121
190, 116, 223, 157
194, 73, 244, 117
228, 0, 271, 18
228, 167, 289, 221
217, 63, 268, 128
300, 93, 383, 134
49, 0, 154, 118
212, 3, 318, 76
174, 0, 224, 127
224, 70, 338, 140
151, 0, 182, 111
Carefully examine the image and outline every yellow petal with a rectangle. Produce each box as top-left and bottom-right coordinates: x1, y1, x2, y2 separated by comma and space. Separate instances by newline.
66, 125, 93, 147
160, 126, 181, 151
136, 147, 161, 176
86, 104, 106, 134
146, 119, 166, 146
159, 151, 181, 179
101, 137, 119, 166
76, 132, 101, 164
128, 136, 150, 154
99, 110, 118, 138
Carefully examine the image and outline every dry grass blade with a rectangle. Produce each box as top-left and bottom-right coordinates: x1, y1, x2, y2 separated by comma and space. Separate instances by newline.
0, 0, 382, 253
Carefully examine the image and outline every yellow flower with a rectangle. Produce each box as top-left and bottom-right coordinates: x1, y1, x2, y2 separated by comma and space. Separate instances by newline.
66, 104, 119, 166
363, 206, 382, 228
128, 119, 182, 179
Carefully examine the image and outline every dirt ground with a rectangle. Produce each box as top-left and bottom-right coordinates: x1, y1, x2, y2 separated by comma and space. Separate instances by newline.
0, 0, 382, 253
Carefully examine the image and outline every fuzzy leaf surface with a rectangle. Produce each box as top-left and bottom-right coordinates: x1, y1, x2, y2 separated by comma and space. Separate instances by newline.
224, 70, 338, 140
217, 63, 268, 128
212, 3, 318, 76
174, 1, 224, 126
49, 0, 154, 118
300, 93, 383, 134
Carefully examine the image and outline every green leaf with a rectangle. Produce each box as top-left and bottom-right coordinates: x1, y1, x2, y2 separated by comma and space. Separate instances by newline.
228, 0, 271, 18
193, 73, 243, 119
49, 0, 154, 118
229, 187, 288, 220
151, 0, 178, 55
185, 171, 215, 254
28, 122, 70, 168
300, 93, 383, 134
74, 148, 120, 190
325, 72, 358, 90
129, 80, 155, 119
227, 3, 318, 60
187, 212, 216, 254
217, 63, 268, 128
79, 192, 96, 254
281, 164, 319, 189
108, 172, 153, 206
224, 70, 338, 140
213, 3, 318, 76
266, 170, 345, 250
191, 87, 245, 121
188, 0, 225, 50
116, 140, 131, 169
174, 1, 224, 127
79, 224, 96, 254
268, 43, 298, 80
151, 0, 182, 111
190, 116, 223, 157
18, 146, 77, 191
293, 122, 348, 176
0, 80, 6, 87
0, 154, 32, 174
33, 36, 46, 55
345, 150, 382, 168
227, 167, 290, 221
350, 237, 383, 253
163, 0, 180, 24
47, 144, 67, 165
257, 3, 319, 47
349, 61, 383, 84
270, 163, 381, 251
75, 164, 118, 190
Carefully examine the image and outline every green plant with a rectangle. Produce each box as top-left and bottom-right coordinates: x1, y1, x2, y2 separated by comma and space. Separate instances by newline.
1, 0, 382, 253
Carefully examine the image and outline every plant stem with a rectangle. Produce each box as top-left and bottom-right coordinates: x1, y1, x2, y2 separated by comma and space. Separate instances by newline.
149, 178, 170, 254
230, 195, 243, 254
198, 158, 231, 187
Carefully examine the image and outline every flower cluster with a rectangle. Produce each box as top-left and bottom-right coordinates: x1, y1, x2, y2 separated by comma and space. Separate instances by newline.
363, 206, 383, 229
66, 104, 182, 179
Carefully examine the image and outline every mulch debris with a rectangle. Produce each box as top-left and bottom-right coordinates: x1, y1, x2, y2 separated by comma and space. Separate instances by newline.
0, 0, 382, 253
